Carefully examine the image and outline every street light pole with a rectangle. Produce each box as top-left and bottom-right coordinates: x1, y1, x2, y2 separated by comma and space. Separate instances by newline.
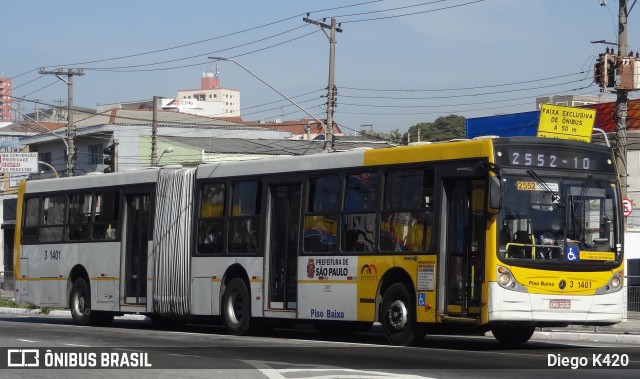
209, 57, 331, 151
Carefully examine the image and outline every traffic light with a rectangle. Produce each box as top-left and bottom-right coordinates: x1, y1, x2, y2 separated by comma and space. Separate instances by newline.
103, 142, 117, 173
594, 54, 605, 87
606, 54, 616, 88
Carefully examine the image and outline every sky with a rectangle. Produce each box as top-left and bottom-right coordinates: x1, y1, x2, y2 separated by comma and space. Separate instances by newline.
3, 0, 640, 135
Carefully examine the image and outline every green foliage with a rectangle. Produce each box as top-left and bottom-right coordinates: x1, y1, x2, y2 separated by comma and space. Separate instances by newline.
0, 298, 21, 308
0, 298, 62, 314
355, 114, 465, 145
359, 129, 403, 145
405, 115, 466, 143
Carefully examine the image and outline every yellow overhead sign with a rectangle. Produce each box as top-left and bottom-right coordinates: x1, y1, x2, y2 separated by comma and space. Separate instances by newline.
537, 104, 596, 143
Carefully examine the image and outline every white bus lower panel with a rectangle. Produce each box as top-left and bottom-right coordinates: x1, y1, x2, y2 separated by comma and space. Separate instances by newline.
488, 282, 623, 324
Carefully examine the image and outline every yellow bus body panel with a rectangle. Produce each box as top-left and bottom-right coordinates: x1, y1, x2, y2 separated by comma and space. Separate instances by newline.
363, 139, 494, 166
356, 255, 438, 323
13, 181, 26, 284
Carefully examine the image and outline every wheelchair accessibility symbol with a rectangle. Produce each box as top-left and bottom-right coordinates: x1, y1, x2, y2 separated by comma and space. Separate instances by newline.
566, 247, 578, 261
417, 293, 426, 307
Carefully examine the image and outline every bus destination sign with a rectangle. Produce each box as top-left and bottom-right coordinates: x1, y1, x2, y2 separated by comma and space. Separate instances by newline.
495, 147, 614, 173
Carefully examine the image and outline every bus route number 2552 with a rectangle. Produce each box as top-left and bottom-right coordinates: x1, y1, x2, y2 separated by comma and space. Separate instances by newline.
44, 250, 61, 260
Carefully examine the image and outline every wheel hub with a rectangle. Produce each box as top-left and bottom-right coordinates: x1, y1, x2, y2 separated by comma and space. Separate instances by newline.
388, 299, 408, 330
226, 291, 244, 324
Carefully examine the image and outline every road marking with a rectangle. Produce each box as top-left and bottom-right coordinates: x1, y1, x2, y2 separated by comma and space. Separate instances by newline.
112, 348, 145, 353
17, 339, 38, 343
168, 353, 204, 358
65, 343, 89, 347
241, 360, 432, 379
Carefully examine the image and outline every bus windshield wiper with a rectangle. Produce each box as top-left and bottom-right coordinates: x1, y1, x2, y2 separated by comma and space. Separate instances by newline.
570, 174, 593, 240
527, 169, 563, 207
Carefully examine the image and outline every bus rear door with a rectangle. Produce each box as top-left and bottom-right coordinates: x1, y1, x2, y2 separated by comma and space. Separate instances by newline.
266, 183, 302, 311
121, 192, 152, 306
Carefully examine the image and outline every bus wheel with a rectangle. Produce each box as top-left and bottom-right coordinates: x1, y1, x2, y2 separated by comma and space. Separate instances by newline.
222, 278, 252, 335
380, 283, 425, 346
70, 278, 95, 326
491, 324, 535, 345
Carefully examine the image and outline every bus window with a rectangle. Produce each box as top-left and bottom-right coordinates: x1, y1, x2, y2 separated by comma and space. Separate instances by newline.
92, 192, 119, 240
304, 175, 339, 253
22, 197, 40, 238
380, 169, 434, 252
198, 183, 225, 254
68, 193, 92, 241
342, 172, 378, 253
39, 195, 66, 243
228, 181, 261, 254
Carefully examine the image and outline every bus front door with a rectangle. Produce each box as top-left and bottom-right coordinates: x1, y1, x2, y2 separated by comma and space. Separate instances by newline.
123, 193, 151, 305
268, 183, 301, 310
444, 179, 484, 317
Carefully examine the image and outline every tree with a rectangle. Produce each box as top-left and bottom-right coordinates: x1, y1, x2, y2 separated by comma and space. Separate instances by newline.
359, 129, 388, 140
386, 129, 403, 145
405, 115, 466, 143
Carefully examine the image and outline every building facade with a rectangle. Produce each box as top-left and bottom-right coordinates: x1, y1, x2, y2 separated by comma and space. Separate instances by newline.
535, 94, 613, 110
0, 77, 12, 122
178, 70, 240, 118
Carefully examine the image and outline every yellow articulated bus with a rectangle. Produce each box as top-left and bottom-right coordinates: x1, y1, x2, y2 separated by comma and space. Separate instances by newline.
13, 136, 624, 346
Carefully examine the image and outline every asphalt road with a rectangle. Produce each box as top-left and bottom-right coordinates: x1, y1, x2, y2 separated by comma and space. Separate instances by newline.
0, 314, 638, 378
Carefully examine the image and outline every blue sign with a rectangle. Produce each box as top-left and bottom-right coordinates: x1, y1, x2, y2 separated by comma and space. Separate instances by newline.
566, 246, 579, 261
417, 293, 426, 307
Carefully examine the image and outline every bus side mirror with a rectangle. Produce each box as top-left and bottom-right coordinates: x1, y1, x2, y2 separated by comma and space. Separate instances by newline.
488, 176, 502, 215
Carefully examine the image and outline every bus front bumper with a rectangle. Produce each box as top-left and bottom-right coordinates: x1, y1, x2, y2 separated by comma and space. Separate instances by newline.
487, 282, 624, 324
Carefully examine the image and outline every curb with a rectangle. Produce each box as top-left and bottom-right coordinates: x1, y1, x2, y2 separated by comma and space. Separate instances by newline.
3, 306, 640, 342
0, 307, 41, 315
532, 330, 640, 344
0, 307, 147, 321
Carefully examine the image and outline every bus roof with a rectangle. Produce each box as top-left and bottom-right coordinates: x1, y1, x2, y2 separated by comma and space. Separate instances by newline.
24, 168, 160, 194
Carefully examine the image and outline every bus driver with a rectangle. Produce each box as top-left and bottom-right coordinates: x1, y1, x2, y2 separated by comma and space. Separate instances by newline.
538, 216, 564, 260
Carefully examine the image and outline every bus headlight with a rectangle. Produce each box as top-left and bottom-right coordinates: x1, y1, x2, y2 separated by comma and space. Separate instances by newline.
595, 270, 624, 294
496, 266, 527, 293
498, 272, 511, 286
611, 276, 621, 289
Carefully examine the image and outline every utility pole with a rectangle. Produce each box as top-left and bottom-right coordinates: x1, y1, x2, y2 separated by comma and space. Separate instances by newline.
303, 15, 342, 151
151, 96, 159, 166
38, 68, 85, 176
13, 99, 22, 122
53, 99, 65, 122
34, 99, 40, 122
616, 0, 629, 199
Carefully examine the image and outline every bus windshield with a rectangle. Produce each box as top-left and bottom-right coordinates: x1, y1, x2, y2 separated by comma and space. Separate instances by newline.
497, 174, 621, 265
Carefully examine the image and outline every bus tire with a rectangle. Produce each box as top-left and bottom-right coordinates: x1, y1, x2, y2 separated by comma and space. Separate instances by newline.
222, 278, 253, 335
380, 283, 425, 346
491, 324, 535, 345
70, 277, 97, 326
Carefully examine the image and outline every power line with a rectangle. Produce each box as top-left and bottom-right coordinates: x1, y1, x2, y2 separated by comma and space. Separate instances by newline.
340, 71, 588, 92
341, 0, 486, 23
83, 25, 311, 71
6, 0, 384, 80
